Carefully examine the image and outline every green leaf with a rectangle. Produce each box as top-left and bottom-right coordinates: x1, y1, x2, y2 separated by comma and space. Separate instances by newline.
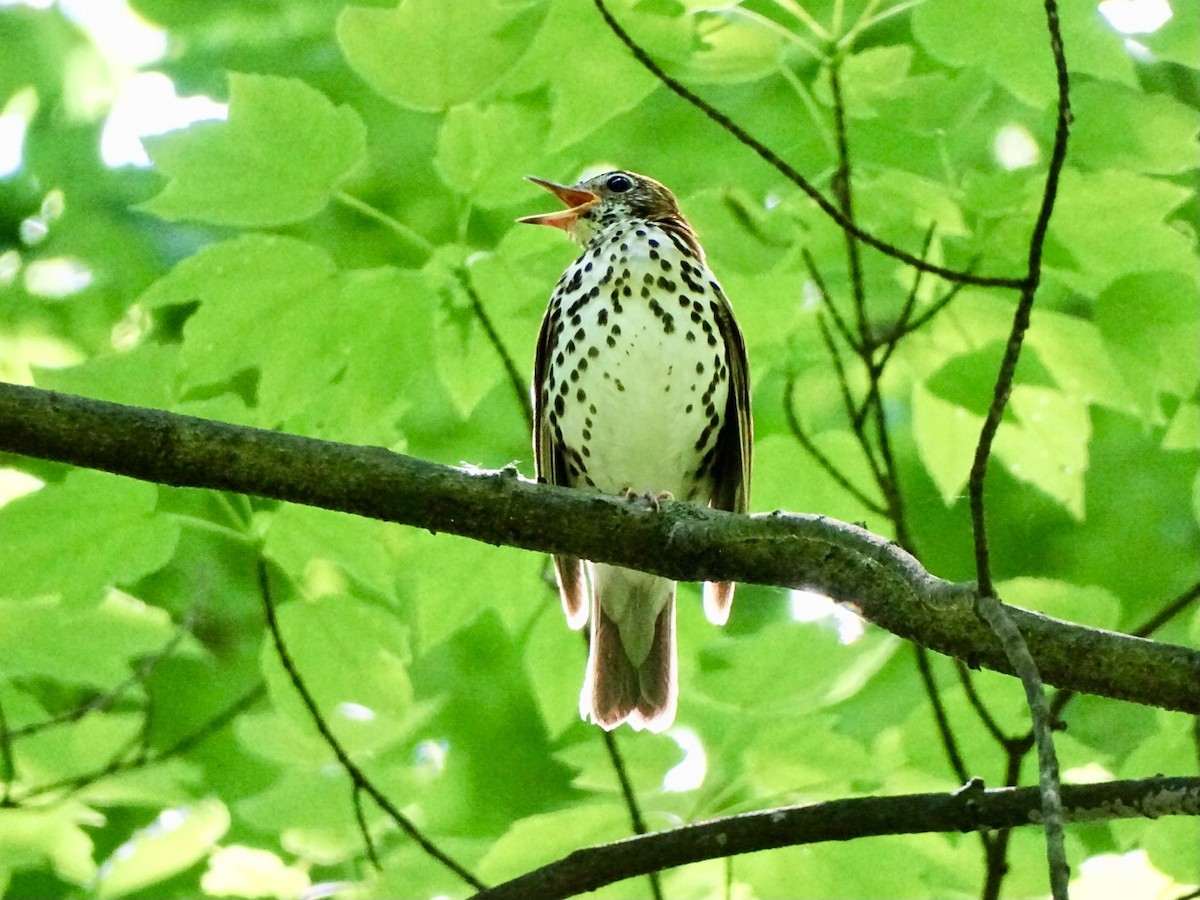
494, 0, 659, 150
1048, 169, 1196, 294
1163, 400, 1199, 451
994, 384, 1091, 519
477, 805, 630, 883
138, 234, 436, 439
141, 73, 366, 227
0, 803, 101, 886
338, 0, 548, 112
0, 470, 179, 607
200, 845, 311, 900
1096, 271, 1200, 413
251, 594, 416, 761
434, 102, 547, 208
817, 46, 914, 118
95, 799, 230, 899
996, 577, 1121, 629
0, 590, 180, 686
409, 610, 581, 836
263, 505, 400, 603
914, 0, 1133, 108
912, 381, 982, 505
1071, 80, 1200, 175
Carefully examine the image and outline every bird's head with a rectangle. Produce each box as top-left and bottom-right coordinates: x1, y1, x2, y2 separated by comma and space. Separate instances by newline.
518, 170, 683, 246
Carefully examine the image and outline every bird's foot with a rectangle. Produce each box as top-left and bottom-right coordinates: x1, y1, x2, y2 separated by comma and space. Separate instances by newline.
621, 488, 674, 511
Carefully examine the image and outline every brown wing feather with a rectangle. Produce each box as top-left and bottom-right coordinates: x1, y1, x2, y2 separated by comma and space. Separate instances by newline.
533, 296, 588, 629
703, 281, 752, 625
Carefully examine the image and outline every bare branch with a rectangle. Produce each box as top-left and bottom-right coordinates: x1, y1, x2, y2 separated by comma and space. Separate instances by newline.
468, 777, 1200, 900
0, 383, 1195, 715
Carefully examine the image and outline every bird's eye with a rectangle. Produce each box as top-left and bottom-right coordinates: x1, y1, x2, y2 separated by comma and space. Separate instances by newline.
605, 174, 633, 193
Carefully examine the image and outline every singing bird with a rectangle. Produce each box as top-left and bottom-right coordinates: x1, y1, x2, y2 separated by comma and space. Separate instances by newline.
521, 170, 752, 732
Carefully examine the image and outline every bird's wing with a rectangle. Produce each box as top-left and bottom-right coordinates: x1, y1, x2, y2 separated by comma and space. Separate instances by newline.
704, 279, 752, 625
533, 296, 589, 629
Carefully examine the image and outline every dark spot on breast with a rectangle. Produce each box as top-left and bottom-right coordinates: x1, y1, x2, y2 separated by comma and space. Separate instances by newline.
588, 346, 599, 359
663, 314, 675, 334
607, 335, 616, 348
576, 388, 587, 402
678, 295, 690, 307
657, 277, 677, 291
597, 308, 608, 326
554, 395, 565, 415
696, 361, 704, 374
660, 258, 672, 272
686, 331, 696, 343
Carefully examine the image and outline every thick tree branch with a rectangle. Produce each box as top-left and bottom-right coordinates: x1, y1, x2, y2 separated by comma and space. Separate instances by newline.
1, 382, 1196, 714
468, 777, 1200, 900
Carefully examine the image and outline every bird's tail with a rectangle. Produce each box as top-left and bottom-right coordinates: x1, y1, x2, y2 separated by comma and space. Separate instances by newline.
581, 564, 677, 732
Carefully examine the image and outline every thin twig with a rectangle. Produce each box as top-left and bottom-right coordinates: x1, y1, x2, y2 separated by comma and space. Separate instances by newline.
9, 607, 197, 740
782, 375, 885, 514
590, 0, 1025, 289
256, 559, 486, 890
827, 61, 870, 347
914, 647, 969, 784
458, 269, 534, 429
353, 784, 382, 871
601, 729, 663, 900
12, 686, 265, 802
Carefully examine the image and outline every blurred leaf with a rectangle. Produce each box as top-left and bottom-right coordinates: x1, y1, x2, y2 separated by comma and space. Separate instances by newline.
250, 594, 416, 761
0, 470, 178, 607
409, 610, 581, 835
141, 74, 366, 227
495, 0, 659, 151
0, 803, 101, 886
0, 589, 179, 685
200, 845, 311, 900
818, 46, 914, 118
338, 0, 548, 112
137, 234, 435, 439
477, 804, 630, 883
434, 102, 548, 208
1048, 169, 1195, 294
1096, 271, 1200, 414
95, 800, 230, 899
1071, 80, 1200, 175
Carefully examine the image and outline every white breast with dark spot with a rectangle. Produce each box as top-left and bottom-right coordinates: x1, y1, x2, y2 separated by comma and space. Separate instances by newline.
541, 220, 730, 502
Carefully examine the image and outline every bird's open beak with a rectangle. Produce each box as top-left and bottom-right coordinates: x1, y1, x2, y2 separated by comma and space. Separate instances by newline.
517, 176, 599, 231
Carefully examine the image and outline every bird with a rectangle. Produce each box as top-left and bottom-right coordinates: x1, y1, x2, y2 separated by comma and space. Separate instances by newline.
520, 169, 752, 732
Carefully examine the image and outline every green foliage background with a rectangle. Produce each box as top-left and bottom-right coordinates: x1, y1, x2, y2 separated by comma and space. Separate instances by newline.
0, 0, 1197, 897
